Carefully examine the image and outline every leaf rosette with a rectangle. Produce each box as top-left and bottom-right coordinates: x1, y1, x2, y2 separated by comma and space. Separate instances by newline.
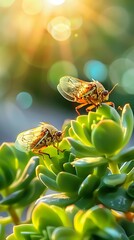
68, 104, 134, 157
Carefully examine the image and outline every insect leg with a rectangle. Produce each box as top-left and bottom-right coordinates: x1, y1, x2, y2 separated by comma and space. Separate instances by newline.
53, 143, 65, 155
75, 103, 88, 115
105, 101, 115, 108
33, 148, 51, 159
86, 104, 96, 112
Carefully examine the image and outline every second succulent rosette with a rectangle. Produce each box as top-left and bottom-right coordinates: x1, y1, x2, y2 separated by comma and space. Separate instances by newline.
68, 103, 134, 157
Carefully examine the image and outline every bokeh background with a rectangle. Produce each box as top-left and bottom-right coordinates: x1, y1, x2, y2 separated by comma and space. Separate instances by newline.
0, 0, 134, 144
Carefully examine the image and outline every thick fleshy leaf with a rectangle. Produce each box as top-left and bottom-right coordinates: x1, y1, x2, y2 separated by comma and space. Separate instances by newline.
32, 203, 63, 231
0, 189, 25, 205
68, 138, 100, 158
78, 175, 100, 197
36, 193, 78, 207
120, 160, 134, 174
103, 174, 127, 187
36, 165, 56, 180
74, 210, 89, 234
112, 147, 134, 163
71, 120, 91, 145
96, 104, 121, 124
56, 172, 81, 192
72, 157, 108, 168
88, 111, 102, 131
6, 234, 16, 240
77, 115, 88, 125
39, 173, 59, 191
0, 142, 17, 167
121, 104, 134, 148
91, 120, 124, 155
72, 157, 108, 179
127, 182, 134, 198
98, 186, 133, 212
52, 227, 80, 240
11, 224, 37, 240
14, 178, 45, 208
75, 197, 94, 210
0, 161, 15, 189
12, 156, 39, 191
50, 205, 72, 227
83, 206, 124, 239
77, 114, 92, 144
88, 206, 117, 229
63, 162, 76, 174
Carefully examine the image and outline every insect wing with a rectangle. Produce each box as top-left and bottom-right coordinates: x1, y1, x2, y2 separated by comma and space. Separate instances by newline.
57, 83, 75, 102
57, 76, 82, 101
15, 126, 43, 152
57, 76, 92, 102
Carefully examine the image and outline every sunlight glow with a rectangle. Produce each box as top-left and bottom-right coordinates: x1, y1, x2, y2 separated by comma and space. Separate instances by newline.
48, 0, 65, 5
0, 0, 15, 7
22, 0, 43, 15
99, 6, 130, 36
47, 16, 71, 41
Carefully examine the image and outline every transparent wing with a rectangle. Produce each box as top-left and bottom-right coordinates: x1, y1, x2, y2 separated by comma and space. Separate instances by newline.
15, 126, 43, 152
57, 76, 90, 101
57, 83, 75, 101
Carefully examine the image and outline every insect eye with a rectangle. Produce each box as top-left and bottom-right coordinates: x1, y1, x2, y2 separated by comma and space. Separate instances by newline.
56, 131, 62, 141
102, 90, 109, 96
56, 131, 62, 136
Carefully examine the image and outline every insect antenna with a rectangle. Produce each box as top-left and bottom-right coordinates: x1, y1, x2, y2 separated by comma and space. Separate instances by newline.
109, 83, 118, 95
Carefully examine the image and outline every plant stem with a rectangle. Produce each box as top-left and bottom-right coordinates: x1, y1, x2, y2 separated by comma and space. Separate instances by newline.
8, 206, 20, 225
108, 161, 120, 174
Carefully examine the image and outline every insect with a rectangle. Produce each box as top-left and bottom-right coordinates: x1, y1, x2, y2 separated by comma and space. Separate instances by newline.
15, 122, 63, 158
57, 76, 117, 115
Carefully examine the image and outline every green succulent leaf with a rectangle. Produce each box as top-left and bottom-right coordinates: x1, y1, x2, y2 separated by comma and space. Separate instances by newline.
121, 104, 134, 148
12, 156, 39, 191
36, 193, 78, 207
0, 142, 17, 167
88, 111, 102, 131
56, 172, 81, 192
36, 164, 56, 180
38, 173, 59, 191
76, 114, 88, 125
127, 182, 134, 198
78, 174, 100, 197
52, 226, 80, 240
112, 147, 134, 163
32, 203, 64, 232
91, 119, 124, 155
14, 178, 46, 208
0, 161, 16, 189
103, 174, 127, 187
88, 206, 117, 229
0, 189, 25, 205
72, 157, 108, 168
68, 138, 100, 158
75, 197, 95, 210
63, 162, 76, 174
71, 120, 91, 145
98, 186, 133, 212
7, 224, 37, 240
96, 104, 121, 123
